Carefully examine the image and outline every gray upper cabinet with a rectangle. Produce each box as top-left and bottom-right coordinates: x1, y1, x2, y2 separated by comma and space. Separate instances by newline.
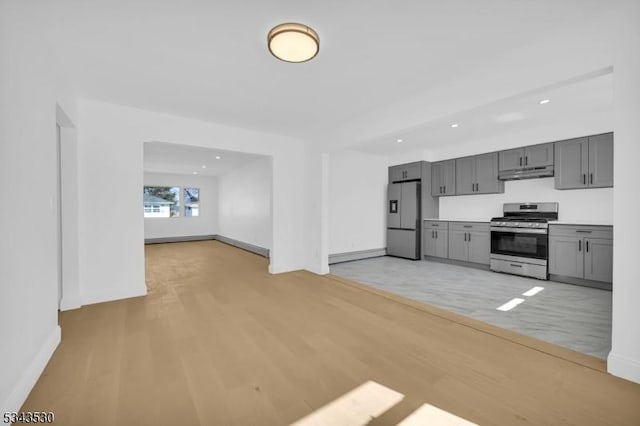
525, 143, 554, 168
455, 156, 475, 195
548, 225, 613, 286
499, 148, 525, 171
588, 133, 614, 188
474, 153, 503, 194
555, 133, 613, 189
389, 162, 422, 183
456, 153, 503, 195
554, 137, 589, 189
499, 143, 554, 171
431, 160, 455, 196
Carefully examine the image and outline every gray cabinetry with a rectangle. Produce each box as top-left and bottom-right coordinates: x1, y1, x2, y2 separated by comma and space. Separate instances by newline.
448, 229, 468, 262
499, 148, 524, 171
548, 225, 613, 289
448, 222, 490, 265
423, 221, 448, 258
499, 143, 554, 171
588, 133, 614, 188
468, 230, 490, 264
548, 235, 583, 278
389, 162, 422, 183
555, 133, 613, 189
584, 238, 613, 282
525, 143, 554, 168
431, 160, 455, 196
456, 152, 503, 195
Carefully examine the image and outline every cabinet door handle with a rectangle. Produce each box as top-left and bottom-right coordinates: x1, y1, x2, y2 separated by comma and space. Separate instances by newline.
519, 157, 522, 166
583, 174, 586, 185
464, 233, 467, 242
476, 183, 479, 192
443, 185, 446, 194
472, 183, 474, 192
435, 231, 438, 239
525, 156, 528, 166
590, 173, 593, 185
468, 232, 471, 242
578, 240, 582, 252
586, 240, 589, 252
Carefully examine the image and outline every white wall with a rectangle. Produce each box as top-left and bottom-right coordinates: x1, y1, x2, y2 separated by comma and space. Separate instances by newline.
76, 99, 304, 308
609, 0, 640, 384
328, 150, 389, 254
440, 178, 613, 223
0, 2, 62, 413
144, 173, 218, 240
218, 157, 272, 249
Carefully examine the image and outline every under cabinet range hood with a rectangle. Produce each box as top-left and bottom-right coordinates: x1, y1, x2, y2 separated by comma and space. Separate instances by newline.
499, 165, 554, 180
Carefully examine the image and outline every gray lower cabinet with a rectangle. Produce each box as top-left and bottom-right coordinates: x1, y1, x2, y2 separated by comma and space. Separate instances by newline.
555, 133, 613, 189
455, 153, 503, 195
448, 222, 490, 264
423, 221, 448, 258
584, 238, 613, 282
431, 160, 456, 196
548, 236, 583, 278
468, 230, 490, 264
548, 225, 613, 286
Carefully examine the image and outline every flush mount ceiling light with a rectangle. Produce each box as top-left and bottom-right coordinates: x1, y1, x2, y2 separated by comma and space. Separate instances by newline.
396, 138, 403, 143
451, 123, 459, 128
539, 99, 550, 104
268, 23, 319, 63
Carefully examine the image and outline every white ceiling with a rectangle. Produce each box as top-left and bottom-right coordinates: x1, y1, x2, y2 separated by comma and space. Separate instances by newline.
356, 70, 614, 156
143, 142, 265, 176
49, 0, 617, 152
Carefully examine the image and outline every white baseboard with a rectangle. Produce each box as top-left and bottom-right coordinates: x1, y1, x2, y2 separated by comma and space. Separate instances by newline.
82, 285, 147, 307
59, 295, 82, 311
607, 352, 640, 384
215, 235, 269, 258
328, 248, 386, 265
1, 325, 61, 414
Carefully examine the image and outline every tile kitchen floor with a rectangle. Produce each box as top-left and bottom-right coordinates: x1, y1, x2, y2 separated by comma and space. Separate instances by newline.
330, 256, 612, 359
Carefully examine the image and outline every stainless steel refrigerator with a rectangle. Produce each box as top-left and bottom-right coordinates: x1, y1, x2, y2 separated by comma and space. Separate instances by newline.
387, 181, 421, 260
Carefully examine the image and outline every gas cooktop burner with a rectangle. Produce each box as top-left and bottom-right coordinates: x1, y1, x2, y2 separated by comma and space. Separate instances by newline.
490, 217, 550, 223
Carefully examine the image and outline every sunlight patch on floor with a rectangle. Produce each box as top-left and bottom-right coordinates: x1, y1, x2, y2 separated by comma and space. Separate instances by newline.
290, 380, 404, 426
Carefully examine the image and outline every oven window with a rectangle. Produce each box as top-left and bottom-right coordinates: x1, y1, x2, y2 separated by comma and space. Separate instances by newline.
491, 231, 547, 259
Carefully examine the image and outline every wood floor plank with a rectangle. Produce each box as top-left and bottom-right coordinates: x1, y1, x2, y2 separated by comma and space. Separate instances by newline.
20, 241, 640, 425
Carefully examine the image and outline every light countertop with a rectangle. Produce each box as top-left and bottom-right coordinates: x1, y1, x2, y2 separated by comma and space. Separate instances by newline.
423, 218, 613, 226
424, 218, 489, 223
550, 220, 613, 227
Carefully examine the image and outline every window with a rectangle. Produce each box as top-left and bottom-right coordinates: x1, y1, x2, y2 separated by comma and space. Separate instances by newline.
143, 186, 180, 218
184, 187, 200, 217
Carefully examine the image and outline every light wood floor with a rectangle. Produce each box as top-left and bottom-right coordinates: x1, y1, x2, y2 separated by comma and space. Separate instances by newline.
23, 241, 640, 425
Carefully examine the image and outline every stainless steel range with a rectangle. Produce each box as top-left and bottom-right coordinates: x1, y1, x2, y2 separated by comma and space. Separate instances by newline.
490, 202, 559, 280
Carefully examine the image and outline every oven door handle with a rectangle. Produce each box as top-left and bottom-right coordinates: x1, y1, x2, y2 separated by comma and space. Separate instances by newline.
490, 227, 548, 234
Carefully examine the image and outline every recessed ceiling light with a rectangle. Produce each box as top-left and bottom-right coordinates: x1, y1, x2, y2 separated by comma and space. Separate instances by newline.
215, 155, 221, 160
201, 165, 207, 169
396, 138, 403, 143
451, 123, 459, 128
268, 23, 320, 63
539, 99, 550, 104
193, 171, 198, 175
